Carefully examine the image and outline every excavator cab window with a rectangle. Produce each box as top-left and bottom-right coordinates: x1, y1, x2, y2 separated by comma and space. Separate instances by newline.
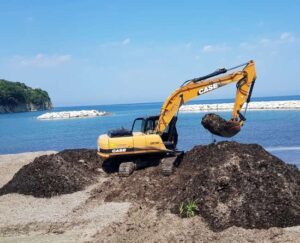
132, 118, 145, 133
131, 116, 177, 143
145, 120, 154, 133
145, 117, 158, 134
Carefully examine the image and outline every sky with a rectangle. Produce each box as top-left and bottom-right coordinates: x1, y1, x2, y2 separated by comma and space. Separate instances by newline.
0, 0, 300, 106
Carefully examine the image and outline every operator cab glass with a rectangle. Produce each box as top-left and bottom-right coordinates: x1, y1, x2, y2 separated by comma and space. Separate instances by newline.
145, 117, 159, 134
131, 116, 159, 134
132, 118, 145, 133
131, 115, 178, 149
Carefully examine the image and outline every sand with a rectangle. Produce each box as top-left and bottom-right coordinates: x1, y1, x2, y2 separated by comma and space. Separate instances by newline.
0, 152, 130, 243
0, 151, 300, 242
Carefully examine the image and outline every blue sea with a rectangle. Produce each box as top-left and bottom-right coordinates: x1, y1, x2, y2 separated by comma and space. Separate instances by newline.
0, 95, 299, 167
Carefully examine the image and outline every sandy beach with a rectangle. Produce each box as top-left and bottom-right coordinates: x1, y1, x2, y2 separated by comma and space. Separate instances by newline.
0, 152, 131, 242
1, 152, 300, 242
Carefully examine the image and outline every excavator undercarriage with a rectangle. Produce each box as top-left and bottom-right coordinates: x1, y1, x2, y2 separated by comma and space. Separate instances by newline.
101, 150, 183, 177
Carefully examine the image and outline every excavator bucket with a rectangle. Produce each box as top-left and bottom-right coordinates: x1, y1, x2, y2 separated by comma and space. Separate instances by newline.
201, 113, 241, 138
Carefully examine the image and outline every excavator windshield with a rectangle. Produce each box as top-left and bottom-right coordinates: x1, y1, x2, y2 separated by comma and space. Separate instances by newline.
132, 118, 145, 133
131, 116, 159, 134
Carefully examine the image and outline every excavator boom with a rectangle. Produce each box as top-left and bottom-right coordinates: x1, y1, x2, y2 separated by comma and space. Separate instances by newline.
155, 60, 256, 134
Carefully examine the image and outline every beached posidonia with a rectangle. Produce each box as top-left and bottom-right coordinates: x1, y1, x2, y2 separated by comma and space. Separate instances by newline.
37, 110, 109, 120
1, 150, 299, 242
180, 100, 300, 112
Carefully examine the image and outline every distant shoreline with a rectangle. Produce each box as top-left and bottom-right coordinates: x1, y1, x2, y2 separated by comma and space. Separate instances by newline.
53, 95, 300, 109
37, 110, 110, 120
180, 100, 300, 112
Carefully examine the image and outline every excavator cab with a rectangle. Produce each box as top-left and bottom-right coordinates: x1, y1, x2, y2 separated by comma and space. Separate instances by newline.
131, 116, 157, 134
132, 116, 178, 149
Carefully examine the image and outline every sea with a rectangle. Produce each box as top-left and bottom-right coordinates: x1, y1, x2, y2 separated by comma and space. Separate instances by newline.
0, 95, 299, 167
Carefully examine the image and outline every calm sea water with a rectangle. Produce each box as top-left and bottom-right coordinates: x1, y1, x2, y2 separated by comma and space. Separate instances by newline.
0, 95, 299, 167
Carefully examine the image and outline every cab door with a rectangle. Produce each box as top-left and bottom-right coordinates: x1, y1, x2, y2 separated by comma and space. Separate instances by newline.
145, 134, 165, 150
144, 118, 165, 150
131, 118, 146, 151
133, 132, 146, 151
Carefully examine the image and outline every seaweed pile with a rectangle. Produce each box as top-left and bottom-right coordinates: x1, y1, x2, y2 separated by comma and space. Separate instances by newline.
98, 142, 300, 231
0, 149, 102, 197
1, 142, 300, 231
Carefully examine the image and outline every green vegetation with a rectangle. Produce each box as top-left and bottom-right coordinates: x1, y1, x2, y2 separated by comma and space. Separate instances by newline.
0, 79, 51, 106
179, 202, 185, 218
179, 200, 199, 218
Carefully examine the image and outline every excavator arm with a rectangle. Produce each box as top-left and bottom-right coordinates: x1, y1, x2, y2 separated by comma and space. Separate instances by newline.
155, 60, 257, 135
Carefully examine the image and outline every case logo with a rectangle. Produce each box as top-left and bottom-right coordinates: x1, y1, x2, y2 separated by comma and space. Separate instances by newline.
198, 83, 219, 95
112, 148, 127, 153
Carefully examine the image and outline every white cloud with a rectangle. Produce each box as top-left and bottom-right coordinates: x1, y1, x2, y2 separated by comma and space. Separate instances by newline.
201, 44, 229, 53
259, 38, 271, 45
239, 42, 252, 48
202, 45, 213, 52
12, 54, 71, 67
122, 38, 131, 45
99, 38, 131, 48
240, 32, 297, 50
280, 32, 295, 43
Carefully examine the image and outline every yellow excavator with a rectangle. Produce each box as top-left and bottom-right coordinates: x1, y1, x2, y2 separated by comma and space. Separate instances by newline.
97, 60, 257, 176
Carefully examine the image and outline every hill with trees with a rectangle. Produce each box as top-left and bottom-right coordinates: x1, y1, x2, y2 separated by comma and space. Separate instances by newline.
0, 79, 52, 113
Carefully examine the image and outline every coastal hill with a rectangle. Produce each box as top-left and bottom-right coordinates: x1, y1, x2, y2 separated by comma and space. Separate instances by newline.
0, 79, 52, 113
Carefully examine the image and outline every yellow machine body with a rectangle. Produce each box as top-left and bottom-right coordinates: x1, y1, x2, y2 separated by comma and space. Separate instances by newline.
97, 132, 169, 158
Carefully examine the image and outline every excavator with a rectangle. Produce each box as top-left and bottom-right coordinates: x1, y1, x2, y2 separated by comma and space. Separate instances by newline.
97, 60, 257, 176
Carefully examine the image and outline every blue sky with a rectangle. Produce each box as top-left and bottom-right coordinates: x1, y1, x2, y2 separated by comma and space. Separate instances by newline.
0, 0, 300, 106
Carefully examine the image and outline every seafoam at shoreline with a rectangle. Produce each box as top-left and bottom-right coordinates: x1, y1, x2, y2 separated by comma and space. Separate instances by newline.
180, 100, 300, 112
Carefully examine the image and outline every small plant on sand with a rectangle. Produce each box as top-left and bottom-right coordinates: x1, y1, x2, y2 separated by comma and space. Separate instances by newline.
179, 202, 185, 218
178, 200, 199, 218
186, 200, 199, 218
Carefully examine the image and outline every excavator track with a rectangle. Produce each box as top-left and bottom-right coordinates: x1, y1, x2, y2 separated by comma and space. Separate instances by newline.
160, 156, 176, 176
118, 162, 136, 177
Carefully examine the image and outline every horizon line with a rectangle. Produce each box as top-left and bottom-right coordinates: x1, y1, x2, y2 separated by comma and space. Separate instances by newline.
54, 94, 300, 108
